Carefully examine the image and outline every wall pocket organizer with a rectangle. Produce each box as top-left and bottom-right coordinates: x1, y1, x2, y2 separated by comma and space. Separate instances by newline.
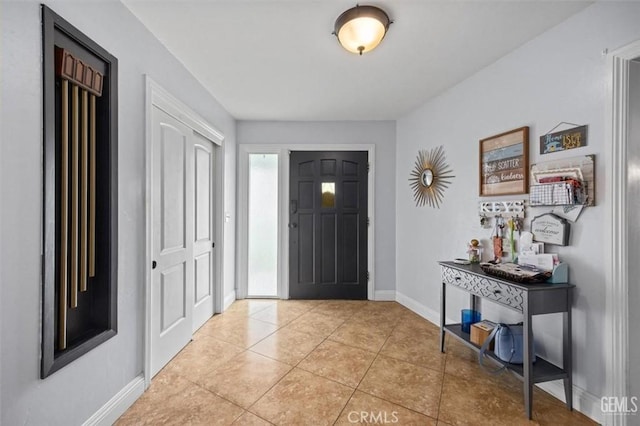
529, 155, 595, 207
41, 5, 118, 378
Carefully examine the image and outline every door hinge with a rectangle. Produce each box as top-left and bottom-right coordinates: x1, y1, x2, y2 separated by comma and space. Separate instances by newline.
367, 217, 370, 226
367, 271, 370, 281
212, 242, 215, 248
367, 163, 370, 172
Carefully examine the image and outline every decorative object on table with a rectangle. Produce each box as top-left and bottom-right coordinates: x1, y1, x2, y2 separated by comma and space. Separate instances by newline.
41, 6, 118, 378
530, 154, 595, 206
531, 213, 571, 246
540, 122, 587, 154
480, 262, 552, 283
409, 145, 455, 208
471, 320, 497, 349
467, 239, 482, 263
479, 126, 529, 196
461, 309, 481, 333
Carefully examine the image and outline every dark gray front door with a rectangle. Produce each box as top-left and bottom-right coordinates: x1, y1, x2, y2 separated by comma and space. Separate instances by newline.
289, 151, 368, 299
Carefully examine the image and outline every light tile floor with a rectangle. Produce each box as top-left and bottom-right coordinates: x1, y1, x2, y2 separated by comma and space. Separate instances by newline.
117, 299, 596, 426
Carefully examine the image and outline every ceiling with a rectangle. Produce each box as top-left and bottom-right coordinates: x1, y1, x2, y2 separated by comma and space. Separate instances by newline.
123, 1, 591, 121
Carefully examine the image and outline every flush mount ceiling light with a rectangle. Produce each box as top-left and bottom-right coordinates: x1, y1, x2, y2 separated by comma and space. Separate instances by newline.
333, 5, 391, 55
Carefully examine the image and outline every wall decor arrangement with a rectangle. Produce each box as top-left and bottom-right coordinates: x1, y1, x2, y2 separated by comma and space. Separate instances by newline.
479, 126, 529, 197
529, 154, 595, 207
41, 5, 118, 378
409, 145, 455, 208
540, 122, 587, 154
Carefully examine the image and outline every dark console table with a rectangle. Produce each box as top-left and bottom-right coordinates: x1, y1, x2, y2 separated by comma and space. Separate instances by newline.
439, 261, 574, 419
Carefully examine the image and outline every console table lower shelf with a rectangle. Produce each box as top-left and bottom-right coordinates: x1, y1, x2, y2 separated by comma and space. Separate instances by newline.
444, 324, 569, 382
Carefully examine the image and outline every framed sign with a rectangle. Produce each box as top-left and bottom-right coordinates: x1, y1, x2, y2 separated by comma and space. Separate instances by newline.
531, 213, 570, 246
540, 125, 587, 154
479, 126, 529, 196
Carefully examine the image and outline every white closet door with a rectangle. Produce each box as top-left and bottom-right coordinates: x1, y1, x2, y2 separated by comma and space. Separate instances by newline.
150, 106, 194, 377
192, 133, 216, 331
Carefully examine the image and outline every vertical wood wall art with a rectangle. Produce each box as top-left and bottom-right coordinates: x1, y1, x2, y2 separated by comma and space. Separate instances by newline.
42, 5, 118, 378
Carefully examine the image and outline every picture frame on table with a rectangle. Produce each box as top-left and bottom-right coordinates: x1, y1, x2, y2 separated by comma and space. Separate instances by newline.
479, 126, 529, 196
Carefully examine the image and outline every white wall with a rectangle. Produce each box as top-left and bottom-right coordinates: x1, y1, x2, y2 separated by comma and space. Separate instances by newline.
396, 1, 640, 419
0, 1, 236, 424
237, 121, 396, 293
629, 60, 640, 403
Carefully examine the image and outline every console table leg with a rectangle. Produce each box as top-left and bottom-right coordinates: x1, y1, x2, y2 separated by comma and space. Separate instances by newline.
523, 298, 534, 420
440, 281, 446, 353
563, 290, 573, 410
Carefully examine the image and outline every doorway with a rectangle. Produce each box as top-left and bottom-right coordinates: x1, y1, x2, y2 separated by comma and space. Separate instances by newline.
237, 144, 375, 301
144, 78, 225, 384
288, 151, 368, 299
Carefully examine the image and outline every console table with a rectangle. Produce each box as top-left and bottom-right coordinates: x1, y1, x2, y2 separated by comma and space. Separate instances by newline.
439, 261, 574, 419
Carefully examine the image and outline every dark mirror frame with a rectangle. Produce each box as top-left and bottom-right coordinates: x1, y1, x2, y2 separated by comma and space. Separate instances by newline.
41, 5, 118, 378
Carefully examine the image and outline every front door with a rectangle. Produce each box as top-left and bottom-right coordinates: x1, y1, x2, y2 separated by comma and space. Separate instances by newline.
289, 151, 368, 299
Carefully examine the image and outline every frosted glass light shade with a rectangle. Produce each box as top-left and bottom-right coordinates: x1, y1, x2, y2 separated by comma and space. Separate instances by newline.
334, 5, 391, 55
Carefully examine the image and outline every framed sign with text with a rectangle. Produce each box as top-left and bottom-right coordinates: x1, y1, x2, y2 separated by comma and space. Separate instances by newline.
479, 126, 529, 196
540, 125, 587, 154
531, 213, 570, 246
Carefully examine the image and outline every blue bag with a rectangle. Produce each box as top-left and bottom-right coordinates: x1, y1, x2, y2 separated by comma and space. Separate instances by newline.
479, 323, 535, 372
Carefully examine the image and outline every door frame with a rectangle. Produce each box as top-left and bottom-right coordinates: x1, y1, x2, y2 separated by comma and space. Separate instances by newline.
605, 40, 640, 426
143, 76, 225, 388
237, 144, 375, 300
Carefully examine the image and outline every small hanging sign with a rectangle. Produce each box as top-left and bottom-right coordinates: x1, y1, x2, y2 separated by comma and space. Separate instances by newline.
540, 124, 587, 154
531, 213, 570, 246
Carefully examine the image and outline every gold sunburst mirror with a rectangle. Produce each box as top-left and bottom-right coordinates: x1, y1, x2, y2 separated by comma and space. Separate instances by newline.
409, 146, 455, 208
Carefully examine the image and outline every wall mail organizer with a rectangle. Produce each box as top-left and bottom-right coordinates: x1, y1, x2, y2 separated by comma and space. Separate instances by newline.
41, 6, 118, 378
529, 155, 595, 207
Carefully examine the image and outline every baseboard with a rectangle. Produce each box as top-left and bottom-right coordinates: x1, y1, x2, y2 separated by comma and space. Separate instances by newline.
374, 290, 396, 301
83, 374, 145, 426
536, 381, 603, 424
224, 290, 236, 311
395, 291, 457, 325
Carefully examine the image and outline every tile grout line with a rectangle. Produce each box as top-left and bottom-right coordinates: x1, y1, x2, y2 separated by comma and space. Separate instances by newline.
331, 315, 398, 425
244, 311, 338, 419
346, 313, 441, 422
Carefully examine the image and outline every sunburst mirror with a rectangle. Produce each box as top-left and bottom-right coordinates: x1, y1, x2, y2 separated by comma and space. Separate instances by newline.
409, 146, 455, 208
